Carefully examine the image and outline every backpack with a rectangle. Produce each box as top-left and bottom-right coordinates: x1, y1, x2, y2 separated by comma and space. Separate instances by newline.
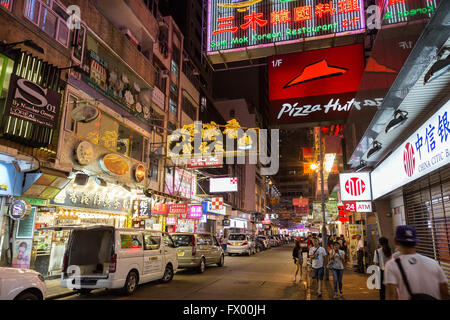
395, 258, 437, 300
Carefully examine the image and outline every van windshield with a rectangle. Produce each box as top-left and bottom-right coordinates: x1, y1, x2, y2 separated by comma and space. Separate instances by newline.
172, 235, 193, 247
229, 234, 246, 241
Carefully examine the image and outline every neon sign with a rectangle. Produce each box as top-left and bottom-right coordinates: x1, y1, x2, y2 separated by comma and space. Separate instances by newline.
207, 0, 365, 53
381, 0, 438, 25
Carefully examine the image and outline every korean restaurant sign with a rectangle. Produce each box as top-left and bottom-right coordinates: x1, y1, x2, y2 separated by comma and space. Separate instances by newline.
207, 0, 365, 53
371, 100, 450, 200
381, 0, 438, 26
268, 44, 364, 124
5, 74, 61, 129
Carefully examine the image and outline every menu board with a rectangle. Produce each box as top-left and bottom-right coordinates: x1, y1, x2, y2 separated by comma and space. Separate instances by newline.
16, 207, 36, 239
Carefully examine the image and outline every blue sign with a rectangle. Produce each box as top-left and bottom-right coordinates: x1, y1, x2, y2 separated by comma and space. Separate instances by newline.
0, 162, 24, 196
9, 200, 30, 220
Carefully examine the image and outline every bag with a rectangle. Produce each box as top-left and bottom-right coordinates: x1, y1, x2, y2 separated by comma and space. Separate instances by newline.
395, 258, 437, 300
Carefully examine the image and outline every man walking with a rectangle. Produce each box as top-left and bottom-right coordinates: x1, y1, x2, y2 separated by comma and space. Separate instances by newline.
356, 235, 365, 273
385, 225, 449, 300
309, 238, 327, 297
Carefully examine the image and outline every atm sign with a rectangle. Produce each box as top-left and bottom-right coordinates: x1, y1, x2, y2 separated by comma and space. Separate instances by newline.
344, 201, 372, 213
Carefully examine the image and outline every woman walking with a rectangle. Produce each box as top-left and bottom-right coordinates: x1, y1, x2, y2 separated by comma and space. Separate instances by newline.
373, 237, 392, 300
329, 241, 346, 299
292, 240, 303, 283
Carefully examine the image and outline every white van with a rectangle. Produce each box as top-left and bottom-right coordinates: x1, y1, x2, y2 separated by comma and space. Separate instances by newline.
60, 225, 178, 295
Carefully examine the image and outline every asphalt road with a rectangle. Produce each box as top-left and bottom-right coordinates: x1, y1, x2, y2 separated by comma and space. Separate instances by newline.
59, 244, 377, 300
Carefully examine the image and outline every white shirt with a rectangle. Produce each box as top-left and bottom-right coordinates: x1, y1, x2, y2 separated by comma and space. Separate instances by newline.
373, 248, 391, 270
384, 253, 448, 300
356, 239, 364, 251
330, 249, 345, 269
309, 246, 327, 269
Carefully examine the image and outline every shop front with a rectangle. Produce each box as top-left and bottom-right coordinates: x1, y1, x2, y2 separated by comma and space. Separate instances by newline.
370, 98, 450, 283
198, 200, 226, 237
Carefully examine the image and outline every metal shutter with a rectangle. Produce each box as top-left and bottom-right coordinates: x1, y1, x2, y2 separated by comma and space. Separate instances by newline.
403, 164, 450, 287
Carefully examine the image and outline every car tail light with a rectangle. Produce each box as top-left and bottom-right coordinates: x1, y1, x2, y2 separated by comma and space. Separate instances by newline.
109, 254, 117, 273
227, 242, 232, 246
242, 242, 248, 246
62, 255, 67, 273
192, 236, 197, 256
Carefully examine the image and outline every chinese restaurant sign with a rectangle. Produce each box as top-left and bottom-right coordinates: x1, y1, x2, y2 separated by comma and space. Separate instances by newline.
371, 99, 450, 200
5, 74, 61, 129
268, 44, 364, 124
207, 0, 365, 53
132, 199, 151, 218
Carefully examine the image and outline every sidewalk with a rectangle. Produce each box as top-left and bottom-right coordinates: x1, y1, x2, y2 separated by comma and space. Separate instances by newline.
45, 278, 76, 300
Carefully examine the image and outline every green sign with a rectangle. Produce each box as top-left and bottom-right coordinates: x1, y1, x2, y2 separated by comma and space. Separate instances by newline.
18, 197, 48, 206
16, 207, 36, 239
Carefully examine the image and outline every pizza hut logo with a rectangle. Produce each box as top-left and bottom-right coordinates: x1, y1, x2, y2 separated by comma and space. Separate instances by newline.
403, 142, 415, 177
345, 177, 366, 196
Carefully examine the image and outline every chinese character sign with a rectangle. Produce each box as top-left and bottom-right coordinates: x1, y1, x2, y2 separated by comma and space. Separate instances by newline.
152, 202, 168, 215
168, 204, 188, 215
208, 0, 364, 52
371, 100, 450, 199
189, 205, 203, 219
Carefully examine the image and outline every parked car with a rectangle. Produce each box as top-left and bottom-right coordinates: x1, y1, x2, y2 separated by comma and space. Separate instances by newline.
268, 235, 279, 247
226, 233, 256, 256
254, 238, 266, 252
60, 225, 178, 296
256, 236, 270, 249
171, 233, 224, 273
0, 267, 46, 300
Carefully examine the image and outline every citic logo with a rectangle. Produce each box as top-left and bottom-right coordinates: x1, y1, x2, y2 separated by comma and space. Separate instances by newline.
345, 177, 366, 196
403, 142, 415, 177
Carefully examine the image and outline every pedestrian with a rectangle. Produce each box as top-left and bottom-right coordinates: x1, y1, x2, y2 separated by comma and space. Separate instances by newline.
355, 235, 365, 273
292, 240, 303, 283
385, 225, 449, 300
373, 237, 392, 300
329, 241, 346, 299
309, 238, 327, 297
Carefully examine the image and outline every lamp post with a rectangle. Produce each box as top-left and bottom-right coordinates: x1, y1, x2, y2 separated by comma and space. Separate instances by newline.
318, 127, 329, 280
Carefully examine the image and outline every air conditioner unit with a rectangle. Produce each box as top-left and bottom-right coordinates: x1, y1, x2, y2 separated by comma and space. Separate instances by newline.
120, 28, 139, 47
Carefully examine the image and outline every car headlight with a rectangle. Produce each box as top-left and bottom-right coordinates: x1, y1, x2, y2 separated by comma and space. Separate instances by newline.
37, 274, 45, 283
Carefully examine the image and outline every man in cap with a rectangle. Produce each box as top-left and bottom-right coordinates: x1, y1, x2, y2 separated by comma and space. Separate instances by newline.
385, 225, 449, 300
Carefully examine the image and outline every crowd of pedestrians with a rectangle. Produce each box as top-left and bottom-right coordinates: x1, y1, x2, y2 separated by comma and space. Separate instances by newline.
291, 225, 449, 300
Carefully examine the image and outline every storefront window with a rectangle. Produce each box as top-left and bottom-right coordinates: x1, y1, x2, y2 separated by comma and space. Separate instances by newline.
1, 0, 13, 11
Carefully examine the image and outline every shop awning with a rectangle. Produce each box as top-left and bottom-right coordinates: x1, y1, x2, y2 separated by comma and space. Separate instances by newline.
22, 167, 71, 200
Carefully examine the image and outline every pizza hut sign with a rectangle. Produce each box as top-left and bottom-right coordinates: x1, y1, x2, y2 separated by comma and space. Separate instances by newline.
5, 74, 61, 129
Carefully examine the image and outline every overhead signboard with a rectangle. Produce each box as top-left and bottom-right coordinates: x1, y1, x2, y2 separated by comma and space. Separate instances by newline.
371, 100, 450, 200
188, 156, 223, 168
268, 44, 364, 125
202, 201, 227, 215
209, 177, 238, 193
339, 172, 372, 201
207, 0, 365, 54
380, 0, 438, 26
344, 201, 372, 213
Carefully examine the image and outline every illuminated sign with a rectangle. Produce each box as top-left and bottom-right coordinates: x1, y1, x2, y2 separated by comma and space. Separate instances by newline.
210, 177, 238, 193
207, 0, 365, 53
339, 172, 372, 201
344, 201, 372, 213
371, 100, 450, 200
168, 204, 188, 215
381, 0, 438, 26
189, 205, 203, 219
188, 156, 223, 168
152, 202, 168, 215
269, 44, 364, 124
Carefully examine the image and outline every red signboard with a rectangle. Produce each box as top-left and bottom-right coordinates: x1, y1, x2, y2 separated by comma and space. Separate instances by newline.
152, 202, 168, 215
168, 204, 188, 215
293, 198, 309, 207
188, 156, 223, 168
268, 44, 364, 125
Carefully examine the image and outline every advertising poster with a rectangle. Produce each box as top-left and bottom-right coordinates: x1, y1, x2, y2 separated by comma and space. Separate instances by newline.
348, 224, 363, 265
12, 239, 32, 269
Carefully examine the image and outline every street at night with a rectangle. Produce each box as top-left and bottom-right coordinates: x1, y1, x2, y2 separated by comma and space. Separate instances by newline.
0, 0, 449, 313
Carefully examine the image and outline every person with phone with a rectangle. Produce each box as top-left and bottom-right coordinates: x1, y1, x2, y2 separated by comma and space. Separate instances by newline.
329, 242, 346, 299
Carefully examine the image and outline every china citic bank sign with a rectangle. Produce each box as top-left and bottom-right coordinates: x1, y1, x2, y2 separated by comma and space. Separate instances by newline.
207, 0, 365, 53
344, 201, 372, 213
339, 172, 372, 201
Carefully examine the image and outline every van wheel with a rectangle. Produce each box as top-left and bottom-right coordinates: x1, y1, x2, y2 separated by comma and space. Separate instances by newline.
217, 255, 224, 267
198, 258, 206, 273
161, 264, 174, 283
77, 289, 92, 295
123, 271, 138, 295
